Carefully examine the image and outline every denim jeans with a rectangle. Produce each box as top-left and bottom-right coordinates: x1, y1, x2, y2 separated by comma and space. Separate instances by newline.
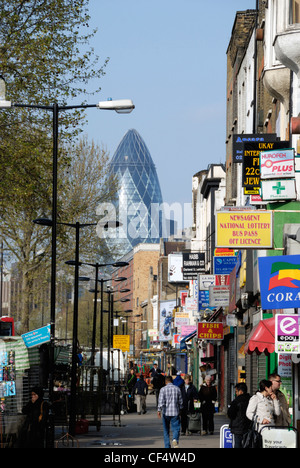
162, 414, 181, 448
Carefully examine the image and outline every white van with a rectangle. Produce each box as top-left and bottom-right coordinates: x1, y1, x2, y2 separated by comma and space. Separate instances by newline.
95, 348, 126, 381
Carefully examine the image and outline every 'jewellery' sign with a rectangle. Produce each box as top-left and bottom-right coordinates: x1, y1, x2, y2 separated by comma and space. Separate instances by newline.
258, 255, 300, 309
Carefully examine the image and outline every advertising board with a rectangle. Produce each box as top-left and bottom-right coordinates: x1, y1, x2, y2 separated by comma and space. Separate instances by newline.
216, 211, 273, 249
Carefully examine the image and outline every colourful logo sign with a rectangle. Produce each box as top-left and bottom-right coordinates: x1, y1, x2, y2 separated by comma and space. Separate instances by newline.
275, 314, 300, 354
259, 255, 300, 309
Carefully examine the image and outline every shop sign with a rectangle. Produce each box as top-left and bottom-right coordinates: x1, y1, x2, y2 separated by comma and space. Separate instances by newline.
232, 133, 277, 163
260, 179, 297, 201
198, 322, 224, 340
260, 148, 295, 179
199, 275, 215, 290
275, 314, 300, 354
216, 211, 273, 249
214, 256, 237, 274
209, 285, 230, 307
22, 325, 51, 348
182, 252, 205, 279
243, 141, 289, 188
258, 255, 300, 309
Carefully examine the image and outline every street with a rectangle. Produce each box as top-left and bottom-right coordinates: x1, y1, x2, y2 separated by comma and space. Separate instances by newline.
57, 394, 229, 449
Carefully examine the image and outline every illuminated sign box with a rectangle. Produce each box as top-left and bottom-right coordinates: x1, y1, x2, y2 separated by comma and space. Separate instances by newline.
260, 148, 295, 179
260, 179, 297, 201
216, 211, 273, 249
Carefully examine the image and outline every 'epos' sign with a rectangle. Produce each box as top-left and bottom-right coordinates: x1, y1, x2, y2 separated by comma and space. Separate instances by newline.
275, 314, 300, 354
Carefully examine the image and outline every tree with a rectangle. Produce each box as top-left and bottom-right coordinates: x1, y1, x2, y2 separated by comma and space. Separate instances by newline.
0, 1, 114, 332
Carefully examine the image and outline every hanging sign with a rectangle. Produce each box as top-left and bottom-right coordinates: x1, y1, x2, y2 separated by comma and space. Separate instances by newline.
216, 211, 273, 249
232, 133, 277, 163
260, 148, 295, 179
198, 322, 224, 340
258, 255, 300, 310
260, 179, 297, 201
243, 141, 289, 188
275, 314, 300, 354
22, 325, 51, 348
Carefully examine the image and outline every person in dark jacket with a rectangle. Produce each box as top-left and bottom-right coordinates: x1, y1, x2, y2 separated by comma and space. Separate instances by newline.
228, 382, 251, 448
19, 386, 49, 448
180, 375, 199, 435
133, 374, 148, 414
173, 371, 184, 387
199, 375, 217, 435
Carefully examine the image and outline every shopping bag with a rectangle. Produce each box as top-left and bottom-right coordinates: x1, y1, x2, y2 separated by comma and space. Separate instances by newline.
242, 417, 262, 448
187, 412, 202, 432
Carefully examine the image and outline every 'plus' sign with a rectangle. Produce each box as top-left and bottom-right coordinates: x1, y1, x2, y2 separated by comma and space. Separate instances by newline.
272, 181, 286, 195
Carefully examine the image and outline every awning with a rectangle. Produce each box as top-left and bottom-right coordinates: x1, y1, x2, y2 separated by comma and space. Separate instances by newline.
244, 317, 275, 355
180, 331, 197, 351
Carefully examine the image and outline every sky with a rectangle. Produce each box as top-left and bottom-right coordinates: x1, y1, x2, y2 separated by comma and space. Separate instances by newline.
81, 0, 254, 225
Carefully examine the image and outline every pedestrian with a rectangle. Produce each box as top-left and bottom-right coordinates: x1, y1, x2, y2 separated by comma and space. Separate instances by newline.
157, 375, 183, 448
150, 363, 165, 407
228, 382, 251, 448
180, 374, 199, 435
19, 386, 49, 448
126, 368, 137, 394
269, 373, 291, 427
133, 374, 148, 415
199, 375, 217, 435
246, 379, 281, 432
173, 371, 184, 387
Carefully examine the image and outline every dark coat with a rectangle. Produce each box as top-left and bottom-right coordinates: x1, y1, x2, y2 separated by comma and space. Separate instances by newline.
199, 383, 217, 414
126, 372, 137, 392
133, 378, 148, 396
228, 393, 251, 435
20, 398, 49, 448
180, 383, 199, 413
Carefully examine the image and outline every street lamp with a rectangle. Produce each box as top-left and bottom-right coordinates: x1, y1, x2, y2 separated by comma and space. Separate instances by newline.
1, 75, 134, 447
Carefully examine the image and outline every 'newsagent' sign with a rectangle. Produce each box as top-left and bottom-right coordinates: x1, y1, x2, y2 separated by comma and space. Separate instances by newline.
216, 211, 273, 249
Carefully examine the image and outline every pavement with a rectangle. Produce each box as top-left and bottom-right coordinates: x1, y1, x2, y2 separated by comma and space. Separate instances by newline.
55, 394, 230, 450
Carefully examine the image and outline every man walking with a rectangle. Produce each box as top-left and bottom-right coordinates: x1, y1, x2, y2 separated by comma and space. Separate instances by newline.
157, 376, 183, 448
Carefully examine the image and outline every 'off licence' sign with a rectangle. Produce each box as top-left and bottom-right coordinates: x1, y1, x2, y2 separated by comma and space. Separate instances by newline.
275, 314, 300, 354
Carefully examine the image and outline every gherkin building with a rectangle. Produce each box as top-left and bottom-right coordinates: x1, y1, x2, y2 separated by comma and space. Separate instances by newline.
107, 129, 166, 254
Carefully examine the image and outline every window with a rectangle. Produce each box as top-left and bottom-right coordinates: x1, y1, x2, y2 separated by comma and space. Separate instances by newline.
291, 0, 300, 23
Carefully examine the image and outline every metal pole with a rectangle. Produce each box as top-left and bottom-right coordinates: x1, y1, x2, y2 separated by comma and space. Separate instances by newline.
46, 103, 58, 448
69, 222, 80, 436
91, 264, 99, 366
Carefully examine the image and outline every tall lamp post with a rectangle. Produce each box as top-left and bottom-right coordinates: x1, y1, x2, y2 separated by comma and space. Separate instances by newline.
1, 75, 134, 446
78, 261, 128, 365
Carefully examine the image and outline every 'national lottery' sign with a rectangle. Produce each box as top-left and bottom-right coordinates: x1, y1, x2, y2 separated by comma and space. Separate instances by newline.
258, 255, 300, 309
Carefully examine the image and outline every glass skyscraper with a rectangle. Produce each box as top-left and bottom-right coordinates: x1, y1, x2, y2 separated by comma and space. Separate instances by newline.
108, 129, 166, 254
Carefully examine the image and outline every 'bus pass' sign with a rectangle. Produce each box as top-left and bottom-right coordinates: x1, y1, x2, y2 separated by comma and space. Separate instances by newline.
275, 314, 300, 354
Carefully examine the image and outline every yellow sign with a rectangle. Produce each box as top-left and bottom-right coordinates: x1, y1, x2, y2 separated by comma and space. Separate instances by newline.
216, 211, 273, 249
113, 335, 130, 352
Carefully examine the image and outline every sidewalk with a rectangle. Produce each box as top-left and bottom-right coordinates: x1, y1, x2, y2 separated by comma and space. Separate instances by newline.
56, 395, 230, 449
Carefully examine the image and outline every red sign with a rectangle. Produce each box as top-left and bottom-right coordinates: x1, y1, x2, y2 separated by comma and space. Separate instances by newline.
197, 322, 224, 340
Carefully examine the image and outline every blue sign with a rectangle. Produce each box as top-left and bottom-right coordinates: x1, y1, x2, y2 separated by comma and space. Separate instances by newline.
220, 425, 233, 448
199, 290, 209, 309
22, 325, 51, 348
214, 256, 237, 274
258, 255, 300, 310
